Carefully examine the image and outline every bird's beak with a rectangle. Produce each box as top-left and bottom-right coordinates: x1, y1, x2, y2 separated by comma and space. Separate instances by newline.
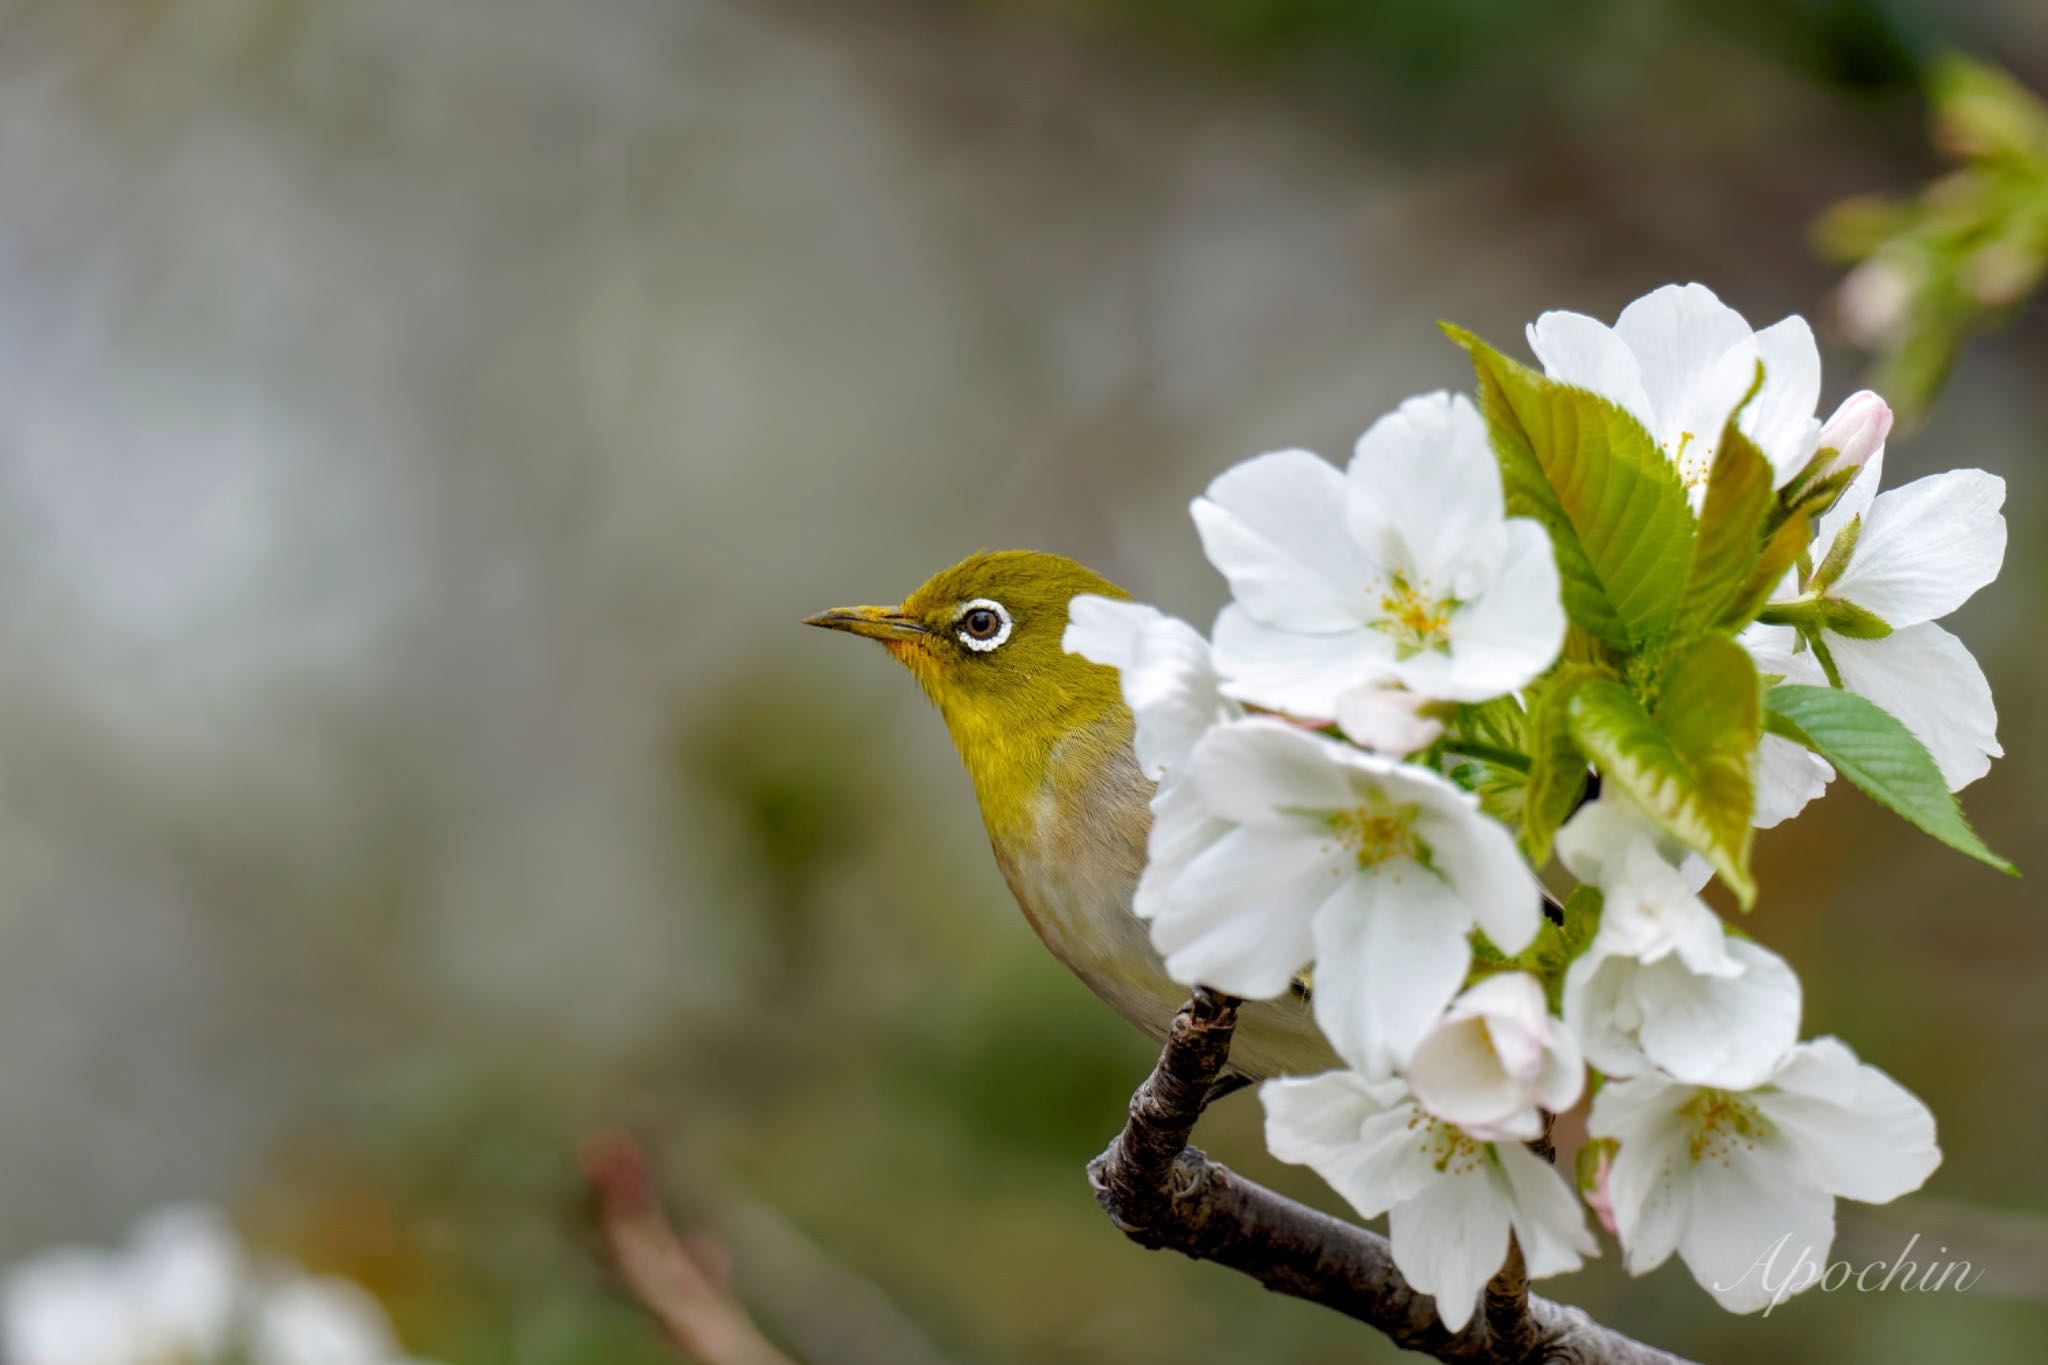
803, 604, 929, 642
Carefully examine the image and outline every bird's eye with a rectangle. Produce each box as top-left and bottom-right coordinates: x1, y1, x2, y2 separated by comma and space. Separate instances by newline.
955, 599, 1012, 652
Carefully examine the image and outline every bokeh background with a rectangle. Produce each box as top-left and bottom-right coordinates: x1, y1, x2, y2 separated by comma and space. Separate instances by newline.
1, 1, 2044, 1361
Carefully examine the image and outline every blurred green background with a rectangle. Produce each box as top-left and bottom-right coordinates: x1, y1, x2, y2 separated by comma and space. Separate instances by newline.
0, 0, 2043, 1361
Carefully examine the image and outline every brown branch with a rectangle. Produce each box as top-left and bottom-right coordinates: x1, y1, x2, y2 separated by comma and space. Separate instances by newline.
1087, 991, 1696, 1365
582, 1131, 802, 1365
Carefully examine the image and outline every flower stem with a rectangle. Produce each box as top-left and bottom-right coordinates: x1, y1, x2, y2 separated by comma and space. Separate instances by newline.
1441, 740, 1532, 773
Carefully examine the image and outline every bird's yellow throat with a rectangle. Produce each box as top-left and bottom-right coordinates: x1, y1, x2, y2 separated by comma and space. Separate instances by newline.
806, 551, 1132, 841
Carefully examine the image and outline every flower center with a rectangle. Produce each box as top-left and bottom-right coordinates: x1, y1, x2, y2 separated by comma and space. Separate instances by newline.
1370, 571, 1456, 658
1679, 1089, 1771, 1165
1405, 1106, 1486, 1175
1327, 800, 1423, 870
1668, 430, 1712, 494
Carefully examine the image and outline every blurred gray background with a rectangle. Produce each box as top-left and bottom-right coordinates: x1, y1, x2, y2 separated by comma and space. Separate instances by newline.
0, 0, 2043, 1360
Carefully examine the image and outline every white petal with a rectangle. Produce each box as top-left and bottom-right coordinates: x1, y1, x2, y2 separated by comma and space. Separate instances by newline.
1816, 447, 1885, 548
1407, 1015, 1524, 1133
1740, 625, 1836, 827
1387, 1166, 1512, 1332
1414, 794, 1543, 955
1589, 842, 1734, 976
126, 1207, 242, 1354
1525, 310, 1655, 435
1132, 774, 1233, 921
1261, 1073, 1439, 1217
1677, 1161, 1835, 1314
1752, 734, 1834, 828
1497, 1142, 1599, 1277
1553, 797, 1657, 886
1146, 822, 1327, 998
1742, 315, 1823, 484
1061, 595, 1160, 673
1833, 469, 2007, 628
1632, 939, 1802, 1089
1123, 614, 1234, 778
1419, 971, 1573, 1130
3, 1250, 142, 1365
1345, 392, 1504, 590
1533, 1017, 1585, 1114
1738, 622, 1814, 681
1310, 871, 1473, 1075
1588, 1073, 1692, 1275
1192, 449, 1372, 632
1210, 607, 1396, 719
1830, 622, 2001, 790
1454, 970, 1552, 1037
1562, 950, 1653, 1079
1760, 1038, 1942, 1204
1189, 717, 1360, 822
1425, 518, 1566, 702
1333, 684, 1443, 756
249, 1276, 404, 1364
1612, 283, 1757, 469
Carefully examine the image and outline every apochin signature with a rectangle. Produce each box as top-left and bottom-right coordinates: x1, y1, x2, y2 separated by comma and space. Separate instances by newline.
1718, 1232, 1984, 1316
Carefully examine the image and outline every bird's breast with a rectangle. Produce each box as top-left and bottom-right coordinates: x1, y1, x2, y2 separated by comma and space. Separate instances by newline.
987, 721, 1188, 1041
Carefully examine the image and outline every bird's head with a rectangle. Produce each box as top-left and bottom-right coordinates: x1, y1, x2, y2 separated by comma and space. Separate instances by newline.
806, 551, 1133, 791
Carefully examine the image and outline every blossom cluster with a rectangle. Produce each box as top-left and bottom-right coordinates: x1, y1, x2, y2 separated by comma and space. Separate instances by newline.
3, 1205, 436, 1365
1067, 284, 2007, 1327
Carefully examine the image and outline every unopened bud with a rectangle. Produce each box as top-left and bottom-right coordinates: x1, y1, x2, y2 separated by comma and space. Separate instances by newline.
1334, 683, 1442, 757
1816, 390, 1893, 479
1577, 1138, 1620, 1237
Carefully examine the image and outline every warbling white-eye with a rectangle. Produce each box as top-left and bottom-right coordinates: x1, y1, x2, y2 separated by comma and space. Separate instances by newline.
808, 550, 1335, 1082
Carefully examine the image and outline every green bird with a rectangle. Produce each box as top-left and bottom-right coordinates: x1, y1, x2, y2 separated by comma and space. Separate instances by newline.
808, 550, 1337, 1083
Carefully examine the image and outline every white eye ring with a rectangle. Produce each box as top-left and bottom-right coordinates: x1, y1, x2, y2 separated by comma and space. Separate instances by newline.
955, 598, 1013, 652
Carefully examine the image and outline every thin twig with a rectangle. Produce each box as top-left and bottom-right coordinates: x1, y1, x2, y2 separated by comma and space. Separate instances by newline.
582, 1131, 802, 1365
1087, 991, 1695, 1365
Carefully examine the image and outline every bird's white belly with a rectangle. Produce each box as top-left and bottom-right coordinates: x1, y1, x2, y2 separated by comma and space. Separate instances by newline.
993, 743, 1337, 1080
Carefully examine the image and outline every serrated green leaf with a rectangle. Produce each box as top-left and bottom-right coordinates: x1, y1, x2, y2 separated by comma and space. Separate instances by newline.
1519, 664, 1604, 866
1765, 684, 2016, 875
1459, 696, 1529, 753
1677, 425, 1772, 636
1451, 758, 1527, 827
1567, 637, 1760, 905
1446, 326, 1697, 655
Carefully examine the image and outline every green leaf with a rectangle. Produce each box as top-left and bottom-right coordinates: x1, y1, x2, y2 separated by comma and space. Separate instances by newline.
1451, 759, 1527, 828
1677, 425, 1772, 636
1519, 664, 1605, 866
1458, 696, 1529, 753
1818, 598, 1893, 639
1568, 636, 1760, 905
1559, 883, 1603, 959
1809, 514, 1863, 594
1765, 684, 2016, 875
1721, 506, 1811, 629
1446, 326, 1697, 655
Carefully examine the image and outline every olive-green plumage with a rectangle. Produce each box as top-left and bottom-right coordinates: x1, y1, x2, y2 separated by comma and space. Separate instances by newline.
808, 550, 1336, 1081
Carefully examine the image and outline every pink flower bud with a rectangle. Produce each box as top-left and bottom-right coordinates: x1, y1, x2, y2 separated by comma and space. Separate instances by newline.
1583, 1144, 1619, 1238
1333, 683, 1442, 756
1817, 390, 1892, 478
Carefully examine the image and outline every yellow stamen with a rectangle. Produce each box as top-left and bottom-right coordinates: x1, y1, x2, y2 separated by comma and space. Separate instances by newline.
1405, 1107, 1487, 1175
1680, 1090, 1771, 1166
1371, 571, 1455, 657
1327, 802, 1421, 870
1668, 431, 1712, 493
